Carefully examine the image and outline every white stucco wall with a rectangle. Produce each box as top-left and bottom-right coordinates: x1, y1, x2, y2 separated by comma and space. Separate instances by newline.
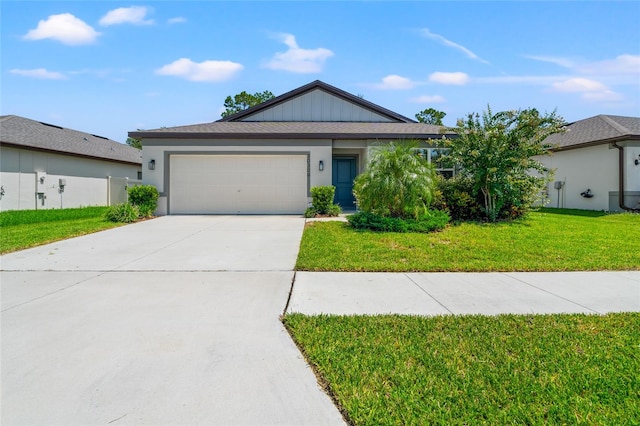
536, 141, 640, 211
626, 144, 640, 191
0, 146, 141, 211
142, 139, 332, 215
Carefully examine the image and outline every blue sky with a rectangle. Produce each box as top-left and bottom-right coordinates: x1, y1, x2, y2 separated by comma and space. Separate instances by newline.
2, 1, 639, 143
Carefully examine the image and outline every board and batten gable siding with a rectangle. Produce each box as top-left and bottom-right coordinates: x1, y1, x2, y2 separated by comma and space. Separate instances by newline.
238, 89, 395, 122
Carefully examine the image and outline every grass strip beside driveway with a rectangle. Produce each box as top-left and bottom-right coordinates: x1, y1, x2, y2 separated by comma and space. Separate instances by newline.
0, 207, 123, 254
284, 313, 640, 426
296, 210, 640, 272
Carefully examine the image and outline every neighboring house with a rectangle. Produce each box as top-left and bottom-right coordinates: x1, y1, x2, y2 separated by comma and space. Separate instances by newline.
131, 80, 451, 215
538, 115, 640, 212
0, 115, 142, 211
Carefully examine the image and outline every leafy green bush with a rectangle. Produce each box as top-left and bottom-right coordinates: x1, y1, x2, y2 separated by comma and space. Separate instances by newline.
443, 106, 564, 221
353, 140, 437, 219
105, 203, 140, 223
347, 210, 449, 233
305, 186, 342, 217
432, 174, 485, 222
327, 204, 342, 216
127, 185, 159, 218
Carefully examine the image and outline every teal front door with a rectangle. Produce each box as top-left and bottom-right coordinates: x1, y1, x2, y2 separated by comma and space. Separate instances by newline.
332, 157, 357, 209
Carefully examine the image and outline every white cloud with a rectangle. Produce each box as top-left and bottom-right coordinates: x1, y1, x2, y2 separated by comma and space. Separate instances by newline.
475, 75, 567, 85
551, 78, 608, 93
526, 54, 640, 76
264, 33, 334, 73
480, 53, 636, 105
429, 72, 469, 85
100, 6, 154, 26
156, 58, 244, 82
420, 28, 489, 64
10, 68, 67, 80
524, 55, 576, 68
578, 54, 640, 75
551, 77, 623, 103
374, 75, 416, 90
23, 13, 100, 45
582, 90, 623, 102
410, 95, 446, 104
168, 17, 187, 24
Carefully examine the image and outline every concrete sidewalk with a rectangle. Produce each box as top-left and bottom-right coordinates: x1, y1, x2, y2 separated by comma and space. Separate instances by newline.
287, 271, 640, 316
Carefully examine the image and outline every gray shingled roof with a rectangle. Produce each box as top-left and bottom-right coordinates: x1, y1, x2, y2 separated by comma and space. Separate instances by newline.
545, 115, 640, 150
130, 121, 450, 140
1, 115, 142, 165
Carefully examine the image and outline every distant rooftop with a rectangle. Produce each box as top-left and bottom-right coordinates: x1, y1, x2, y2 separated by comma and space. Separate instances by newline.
546, 114, 640, 150
1, 115, 142, 165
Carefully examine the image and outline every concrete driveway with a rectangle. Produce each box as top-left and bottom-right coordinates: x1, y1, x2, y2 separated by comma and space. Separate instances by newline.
1, 216, 345, 425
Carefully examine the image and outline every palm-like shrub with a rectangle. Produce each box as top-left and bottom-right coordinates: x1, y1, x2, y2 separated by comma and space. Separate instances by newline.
353, 140, 437, 219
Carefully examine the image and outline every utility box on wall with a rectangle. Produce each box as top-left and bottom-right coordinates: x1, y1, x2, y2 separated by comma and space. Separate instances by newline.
36, 172, 47, 207
36, 172, 47, 193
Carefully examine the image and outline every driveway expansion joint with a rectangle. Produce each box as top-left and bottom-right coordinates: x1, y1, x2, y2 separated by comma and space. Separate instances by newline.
1, 271, 107, 313
282, 271, 297, 316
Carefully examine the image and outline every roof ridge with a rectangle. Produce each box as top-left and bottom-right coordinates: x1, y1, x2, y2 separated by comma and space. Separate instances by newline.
598, 115, 631, 135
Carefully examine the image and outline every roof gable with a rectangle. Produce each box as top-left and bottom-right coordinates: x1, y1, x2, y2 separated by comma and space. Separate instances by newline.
545, 114, 640, 150
218, 80, 416, 123
0, 115, 142, 165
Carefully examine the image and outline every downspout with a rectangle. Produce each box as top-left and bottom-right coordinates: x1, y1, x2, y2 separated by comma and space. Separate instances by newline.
612, 142, 640, 212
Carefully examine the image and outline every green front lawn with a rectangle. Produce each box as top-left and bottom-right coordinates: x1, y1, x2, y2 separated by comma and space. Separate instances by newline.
0, 207, 123, 254
296, 209, 640, 272
284, 313, 640, 425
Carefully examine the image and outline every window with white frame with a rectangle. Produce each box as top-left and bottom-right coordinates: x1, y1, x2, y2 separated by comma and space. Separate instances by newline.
415, 148, 455, 178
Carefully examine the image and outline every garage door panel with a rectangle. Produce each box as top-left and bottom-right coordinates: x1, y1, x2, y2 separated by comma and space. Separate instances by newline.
170, 155, 307, 214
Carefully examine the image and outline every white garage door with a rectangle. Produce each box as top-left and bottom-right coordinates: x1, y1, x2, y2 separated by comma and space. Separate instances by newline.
169, 154, 308, 214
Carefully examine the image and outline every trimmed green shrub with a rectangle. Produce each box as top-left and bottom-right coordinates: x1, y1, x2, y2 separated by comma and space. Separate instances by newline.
127, 185, 159, 218
306, 186, 342, 217
327, 204, 342, 217
304, 207, 318, 218
347, 209, 449, 233
432, 174, 485, 222
105, 203, 140, 223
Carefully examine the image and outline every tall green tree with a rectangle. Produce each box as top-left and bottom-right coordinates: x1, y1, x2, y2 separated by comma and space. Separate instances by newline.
415, 108, 446, 125
125, 137, 142, 149
443, 106, 565, 221
353, 140, 437, 219
221, 90, 275, 118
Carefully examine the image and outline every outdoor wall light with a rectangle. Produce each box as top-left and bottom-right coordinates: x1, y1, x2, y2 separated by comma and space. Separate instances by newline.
148, 159, 156, 170
319, 160, 324, 171
635, 155, 640, 166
